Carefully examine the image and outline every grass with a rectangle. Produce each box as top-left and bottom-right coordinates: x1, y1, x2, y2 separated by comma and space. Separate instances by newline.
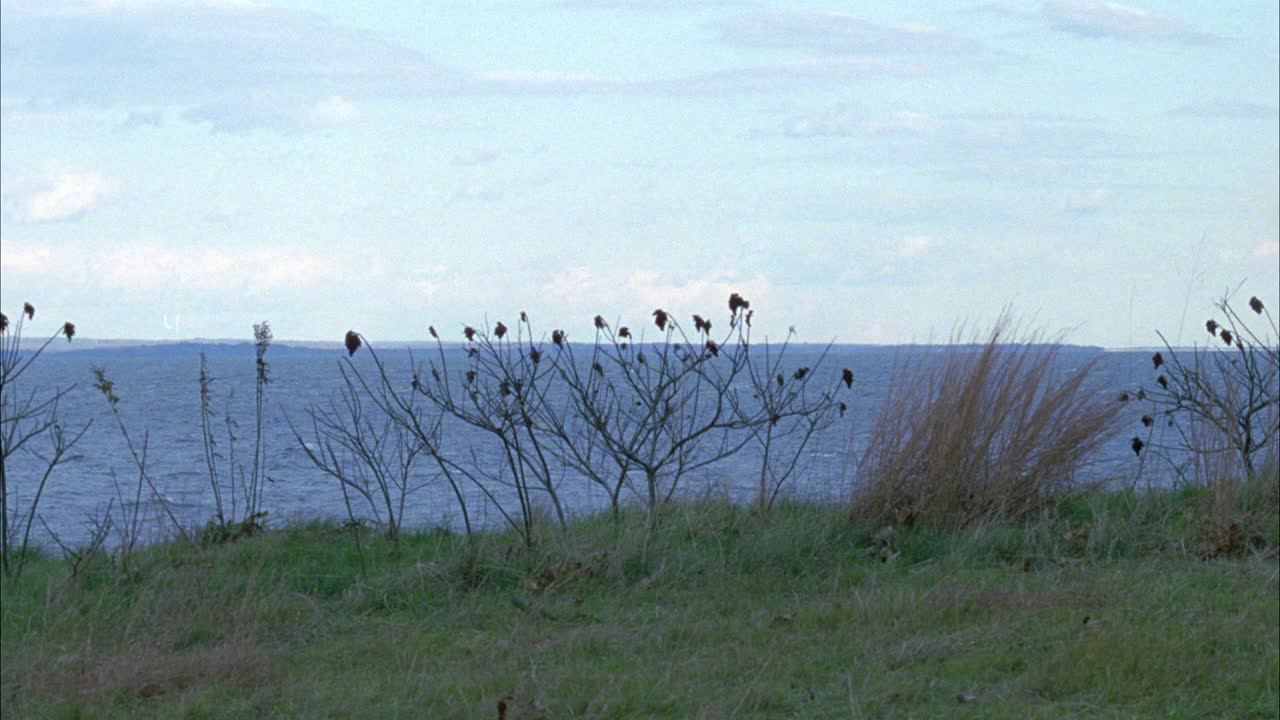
2, 487, 1277, 719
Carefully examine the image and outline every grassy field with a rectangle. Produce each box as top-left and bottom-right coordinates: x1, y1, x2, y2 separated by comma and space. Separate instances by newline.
2, 488, 1278, 719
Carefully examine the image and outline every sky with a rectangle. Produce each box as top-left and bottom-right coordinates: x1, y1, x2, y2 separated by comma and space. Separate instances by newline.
1, 0, 1277, 348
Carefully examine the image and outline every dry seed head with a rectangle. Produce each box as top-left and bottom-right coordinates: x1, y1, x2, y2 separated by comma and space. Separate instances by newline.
652, 309, 669, 331
1249, 296, 1264, 314
494, 321, 507, 339
0, 313, 8, 333
594, 315, 606, 330
1131, 437, 1144, 456
1151, 351, 1163, 369
344, 330, 361, 356
842, 368, 853, 389
1141, 415, 1153, 427
1220, 329, 1234, 346
1157, 375, 1168, 389
429, 325, 438, 339
618, 326, 631, 339
552, 330, 564, 347
705, 339, 719, 357
793, 367, 809, 381
530, 347, 542, 364
1205, 319, 1218, 335
63, 322, 75, 341
464, 326, 477, 342
23, 302, 34, 320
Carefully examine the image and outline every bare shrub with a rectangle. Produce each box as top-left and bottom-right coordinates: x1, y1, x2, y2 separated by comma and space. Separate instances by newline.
1140, 289, 1278, 481
850, 314, 1123, 527
1, 302, 88, 579
289, 355, 432, 546
1132, 288, 1279, 555
334, 294, 849, 546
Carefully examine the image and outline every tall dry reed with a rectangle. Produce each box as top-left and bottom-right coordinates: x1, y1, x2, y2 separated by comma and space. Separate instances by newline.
851, 314, 1122, 527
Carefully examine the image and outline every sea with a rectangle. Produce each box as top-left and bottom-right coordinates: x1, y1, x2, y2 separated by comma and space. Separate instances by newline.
4, 342, 1168, 549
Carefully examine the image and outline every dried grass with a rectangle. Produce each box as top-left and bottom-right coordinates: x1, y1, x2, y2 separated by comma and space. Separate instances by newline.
24, 637, 272, 701
851, 313, 1122, 527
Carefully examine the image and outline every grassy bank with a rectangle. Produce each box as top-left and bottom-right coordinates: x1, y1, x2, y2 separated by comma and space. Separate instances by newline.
2, 485, 1277, 719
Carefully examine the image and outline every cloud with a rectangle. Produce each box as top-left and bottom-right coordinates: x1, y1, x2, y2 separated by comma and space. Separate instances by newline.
563, 0, 743, 9
305, 96, 361, 127
866, 111, 941, 136
544, 267, 771, 321
181, 93, 365, 133
474, 57, 943, 97
450, 182, 503, 203
957, 3, 1030, 18
1, 0, 461, 129
0, 240, 56, 274
784, 106, 862, 137
118, 109, 164, 130
100, 243, 340, 293
1066, 187, 1109, 213
897, 235, 944, 258
2, 1, 955, 118
714, 11, 982, 54
785, 107, 940, 137
452, 145, 508, 166
23, 171, 112, 222
1042, 0, 1220, 43
1167, 100, 1280, 118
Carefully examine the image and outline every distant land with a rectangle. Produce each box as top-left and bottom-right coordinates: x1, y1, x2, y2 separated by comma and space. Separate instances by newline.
14, 338, 1132, 355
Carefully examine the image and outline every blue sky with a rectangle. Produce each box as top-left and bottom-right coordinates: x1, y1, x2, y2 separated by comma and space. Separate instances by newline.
1, 0, 1276, 347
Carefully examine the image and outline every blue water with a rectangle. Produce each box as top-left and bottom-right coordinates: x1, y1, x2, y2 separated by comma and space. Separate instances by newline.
5, 343, 1159, 548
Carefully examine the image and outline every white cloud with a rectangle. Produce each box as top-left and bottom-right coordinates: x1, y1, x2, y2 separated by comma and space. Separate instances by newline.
784, 107, 862, 137
1, 1, 459, 129
785, 108, 939, 138
1167, 100, 1279, 119
452, 145, 508, 166
450, 182, 503, 203
866, 111, 940, 136
184, 94, 362, 133
1042, 0, 1218, 43
305, 96, 361, 127
24, 171, 112, 223
0, 240, 56, 274
715, 12, 981, 54
119, 109, 164, 130
898, 235, 944, 258
544, 267, 772, 325
100, 243, 339, 293
1254, 242, 1280, 259
1066, 187, 1109, 213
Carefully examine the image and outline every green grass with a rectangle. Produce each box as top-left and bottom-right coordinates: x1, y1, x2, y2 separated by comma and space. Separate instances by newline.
3, 491, 1278, 719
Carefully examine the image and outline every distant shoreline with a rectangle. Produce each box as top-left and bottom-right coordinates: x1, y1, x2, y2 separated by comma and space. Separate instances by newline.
12, 338, 1165, 354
